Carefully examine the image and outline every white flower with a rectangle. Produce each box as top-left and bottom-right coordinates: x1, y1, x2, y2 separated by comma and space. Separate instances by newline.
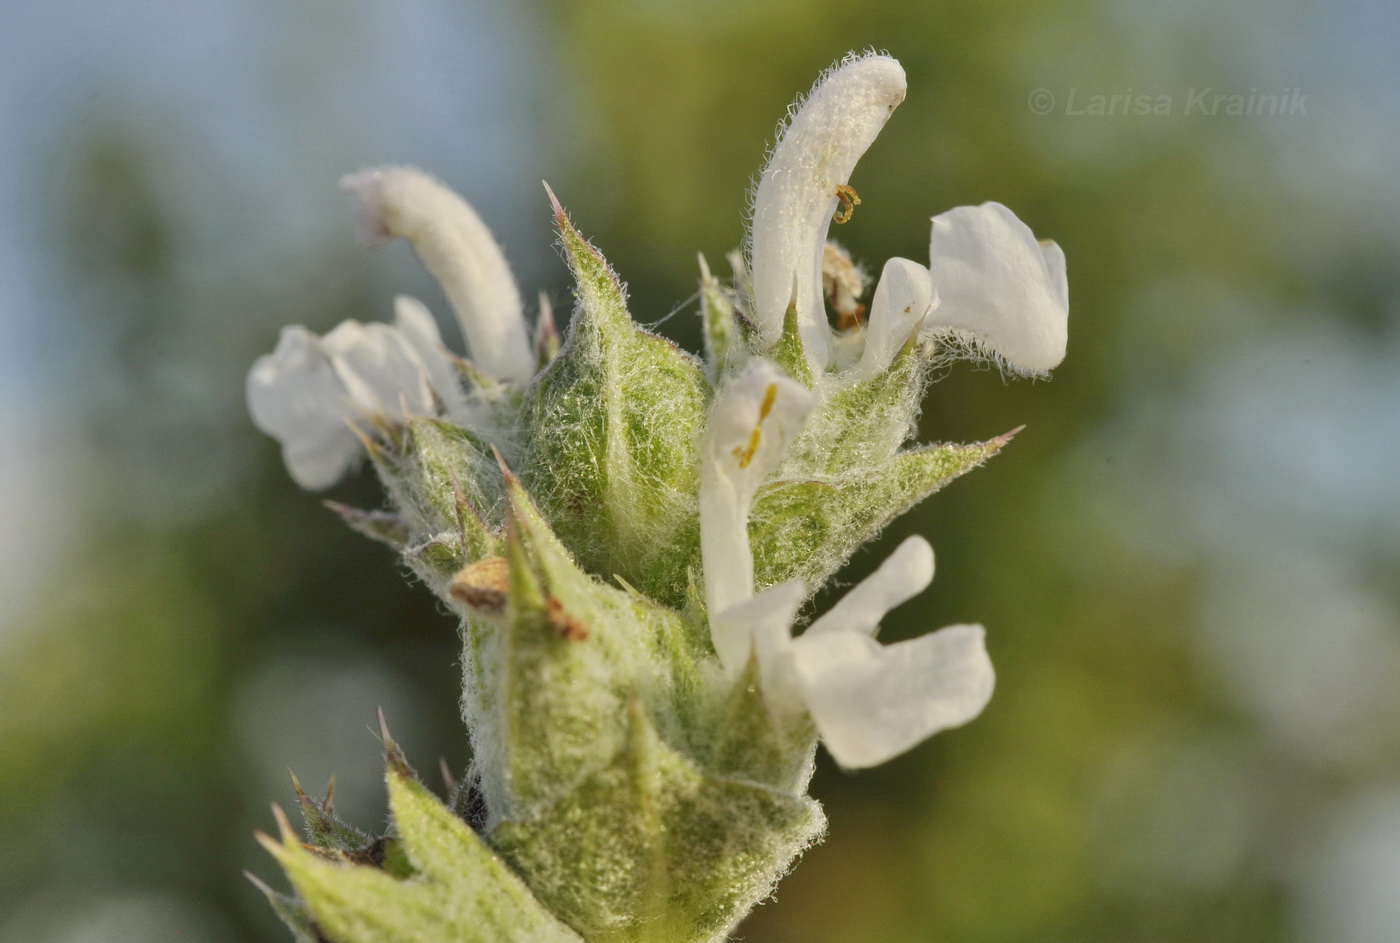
853, 203, 1069, 376
747, 54, 1068, 378
701, 360, 995, 768
341, 166, 536, 384
699, 360, 816, 615
246, 296, 465, 489
922, 202, 1069, 374
252, 169, 546, 489
847, 256, 939, 382
748, 53, 907, 371
715, 535, 995, 770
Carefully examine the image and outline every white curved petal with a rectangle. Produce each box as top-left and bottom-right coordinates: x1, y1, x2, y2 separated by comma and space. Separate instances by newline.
700, 360, 816, 614
246, 326, 363, 490
712, 578, 806, 676
247, 303, 480, 490
323, 320, 434, 419
699, 471, 754, 621
849, 257, 937, 381
749, 54, 907, 370
342, 166, 535, 384
924, 202, 1069, 374
790, 623, 995, 768
807, 536, 935, 638
1039, 239, 1069, 312
392, 295, 470, 419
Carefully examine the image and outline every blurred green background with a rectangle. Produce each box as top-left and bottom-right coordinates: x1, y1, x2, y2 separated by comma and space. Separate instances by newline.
2, 1, 1398, 941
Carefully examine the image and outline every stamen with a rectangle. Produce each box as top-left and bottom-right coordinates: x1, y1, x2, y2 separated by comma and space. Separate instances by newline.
731, 383, 780, 469
833, 184, 861, 224
836, 303, 868, 332
758, 382, 778, 420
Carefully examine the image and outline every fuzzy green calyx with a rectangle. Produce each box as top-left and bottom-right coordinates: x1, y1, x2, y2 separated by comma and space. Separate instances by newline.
268, 490, 831, 943
463, 478, 690, 819
751, 436, 1011, 591
374, 417, 501, 538
517, 192, 708, 608
705, 654, 817, 791
768, 298, 816, 389
492, 700, 822, 943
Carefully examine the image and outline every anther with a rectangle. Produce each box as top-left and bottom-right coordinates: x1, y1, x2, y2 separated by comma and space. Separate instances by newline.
758, 383, 778, 420
732, 383, 779, 469
833, 184, 861, 224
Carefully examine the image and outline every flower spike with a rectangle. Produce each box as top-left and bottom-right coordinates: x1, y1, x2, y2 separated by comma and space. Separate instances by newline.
246, 50, 1066, 943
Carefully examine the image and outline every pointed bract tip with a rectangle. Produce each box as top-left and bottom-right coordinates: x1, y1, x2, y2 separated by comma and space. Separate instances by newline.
499, 470, 548, 554
535, 291, 557, 336
489, 443, 517, 484
322, 500, 355, 523
243, 870, 277, 897
342, 416, 380, 458
288, 768, 307, 800
993, 424, 1027, 446
270, 802, 297, 843
502, 497, 523, 548
897, 318, 927, 360
253, 829, 284, 857
377, 707, 413, 775
363, 409, 398, 441
541, 180, 565, 222
446, 466, 466, 506
439, 757, 458, 793
323, 774, 337, 808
